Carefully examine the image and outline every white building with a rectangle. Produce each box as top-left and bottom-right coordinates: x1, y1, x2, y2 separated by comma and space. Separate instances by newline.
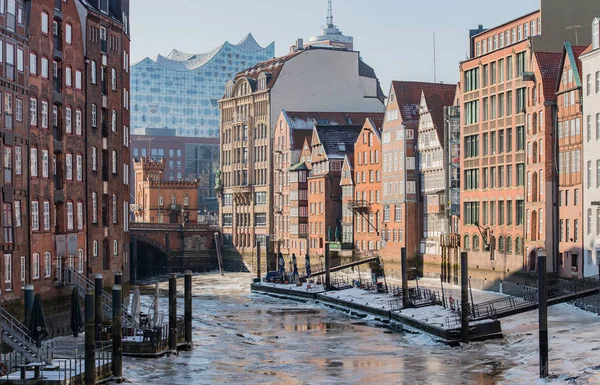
581, 17, 600, 277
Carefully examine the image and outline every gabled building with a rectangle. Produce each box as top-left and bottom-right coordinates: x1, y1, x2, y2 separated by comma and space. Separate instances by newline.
340, 154, 354, 249
556, 43, 588, 278
307, 124, 363, 256
581, 18, 600, 277
417, 85, 457, 256
218, 45, 384, 256
272, 110, 382, 257
351, 118, 383, 255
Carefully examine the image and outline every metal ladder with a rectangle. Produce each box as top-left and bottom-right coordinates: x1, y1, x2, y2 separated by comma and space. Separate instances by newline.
62, 268, 138, 328
0, 307, 54, 365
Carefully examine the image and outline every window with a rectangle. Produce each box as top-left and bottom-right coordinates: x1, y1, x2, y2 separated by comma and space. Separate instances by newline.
43, 252, 51, 277
123, 164, 128, 185
113, 240, 118, 256
123, 88, 129, 110
3, 203, 12, 244
30, 52, 37, 75
112, 150, 117, 174
66, 23, 72, 44
77, 201, 83, 230
76, 109, 82, 135
41, 57, 48, 78
76, 155, 82, 181
66, 153, 72, 180
41, 12, 48, 34
111, 68, 117, 90
78, 249, 84, 273
92, 147, 97, 171
111, 110, 117, 132
112, 194, 118, 224
30, 148, 37, 177
91, 104, 97, 127
91, 60, 97, 84
16, 48, 23, 72
29, 97, 37, 126
3, 147, 10, 184
516, 200, 524, 225
67, 202, 73, 230
75, 70, 82, 89
516, 126, 525, 151
65, 107, 72, 133
65, 66, 72, 87
41, 149, 48, 178
31, 201, 39, 230
92, 193, 97, 223
43, 201, 50, 230
93, 241, 98, 257
41, 100, 48, 128
597, 72, 600, 94
14, 200, 21, 228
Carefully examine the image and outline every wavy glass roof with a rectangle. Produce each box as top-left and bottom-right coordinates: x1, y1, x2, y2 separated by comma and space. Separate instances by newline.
131, 34, 274, 138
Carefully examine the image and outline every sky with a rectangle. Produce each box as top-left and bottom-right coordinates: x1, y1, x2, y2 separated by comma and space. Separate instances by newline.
131, 0, 540, 91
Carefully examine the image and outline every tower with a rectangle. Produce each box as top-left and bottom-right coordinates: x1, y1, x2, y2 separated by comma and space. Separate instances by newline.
327, 0, 333, 28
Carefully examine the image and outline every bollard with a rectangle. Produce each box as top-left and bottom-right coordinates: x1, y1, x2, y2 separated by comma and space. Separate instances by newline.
256, 241, 261, 280
184, 271, 193, 350
325, 243, 331, 290
95, 274, 103, 341
112, 285, 123, 382
461, 252, 469, 343
85, 289, 96, 385
538, 253, 548, 378
168, 273, 177, 353
24, 285, 34, 328
401, 248, 409, 308
114, 271, 122, 286
131, 237, 138, 284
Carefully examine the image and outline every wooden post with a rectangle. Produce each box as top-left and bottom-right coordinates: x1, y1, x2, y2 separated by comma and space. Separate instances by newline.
131, 236, 138, 284
401, 248, 409, 308
538, 252, 548, 378
24, 285, 34, 328
112, 285, 122, 382
325, 243, 331, 290
256, 241, 261, 280
461, 252, 469, 343
85, 289, 96, 385
184, 271, 193, 350
214, 233, 224, 276
94, 274, 103, 341
168, 273, 177, 353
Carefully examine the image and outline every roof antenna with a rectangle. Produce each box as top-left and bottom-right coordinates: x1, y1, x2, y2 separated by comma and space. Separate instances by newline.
433, 31, 437, 83
566, 25, 583, 45
327, 0, 334, 28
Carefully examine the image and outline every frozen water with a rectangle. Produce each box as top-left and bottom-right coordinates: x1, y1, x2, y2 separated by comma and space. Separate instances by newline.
116, 272, 600, 385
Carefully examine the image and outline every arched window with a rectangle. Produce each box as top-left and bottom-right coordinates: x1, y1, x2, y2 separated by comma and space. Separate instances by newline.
183, 195, 189, 207
463, 234, 470, 250
532, 141, 538, 164
472, 234, 480, 251
171, 194, 176, 205
498, 236, 505, 252
92, 240, 98, 257
532, 112, 538, 134
506, 236, 513, 254
515, 237, 522, 254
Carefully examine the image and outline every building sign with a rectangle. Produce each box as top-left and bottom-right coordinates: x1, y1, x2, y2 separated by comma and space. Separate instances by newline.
328, 242, 341, 251
56, 235, 67, 257
68, 234, 78, 255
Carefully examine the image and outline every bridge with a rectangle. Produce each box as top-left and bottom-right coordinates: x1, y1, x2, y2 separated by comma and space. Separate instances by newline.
130, 222, 220, 281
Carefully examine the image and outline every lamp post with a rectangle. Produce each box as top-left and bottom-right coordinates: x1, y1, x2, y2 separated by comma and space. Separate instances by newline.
538, 248, 548, 378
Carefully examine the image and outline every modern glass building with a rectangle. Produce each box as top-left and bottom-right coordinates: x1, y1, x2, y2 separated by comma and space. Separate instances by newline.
131, 34, 275, 138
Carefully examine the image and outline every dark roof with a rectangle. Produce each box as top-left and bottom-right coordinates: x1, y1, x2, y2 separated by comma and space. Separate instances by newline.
289, 162, 309, 171
533, 52, 562, 101
292, 129, 313, 150
421, 84, 457, 142
315, 125, 363, 159
234, 51, 303, 89
359, 60, 386, 101
286, 111, 384, 128
555, 43, 588, 93
392, 81, 457, 124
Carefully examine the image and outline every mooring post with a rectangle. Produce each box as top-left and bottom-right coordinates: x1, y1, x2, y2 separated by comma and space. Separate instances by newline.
538, 251, 548, 378
168, 273, 177, 353
184, 271, 193, 350
325, 243, 331, 290
265, 235, 271, 271
95, 274, 103, 341
214, 233, 224, 276
460, 251, 469, 343
256, 241, 261, 280
24, 285, 34, 328
112, 285, 122, 382
85, 289, 96, 385
131, 237, 138, 284
114, 270, 122, 286
401, 248, 409, 308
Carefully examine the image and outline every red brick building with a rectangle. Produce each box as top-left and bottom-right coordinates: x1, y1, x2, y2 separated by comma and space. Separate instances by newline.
272, 110, 384, 257
81, 0, 131, 285
340, 154, 354, 249
0, 0, 30, 299
132, 158, 200, 224
351, 118, 382, 254
556, 43, 587, 278
307, 125, 363, 256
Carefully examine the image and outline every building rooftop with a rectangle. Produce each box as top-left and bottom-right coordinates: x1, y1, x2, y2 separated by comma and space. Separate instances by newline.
314, 124, 363, 159
421, 85, 457, 142
392, 81, 456, 125
534, 51, 562, 101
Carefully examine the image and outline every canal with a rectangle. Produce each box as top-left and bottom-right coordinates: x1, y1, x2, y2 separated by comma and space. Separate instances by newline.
121, 273, 511, 385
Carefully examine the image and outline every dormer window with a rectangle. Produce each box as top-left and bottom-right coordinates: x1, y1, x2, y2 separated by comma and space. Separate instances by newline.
593, 19, 599, 50
338, 144, 346, 152
100, 0, 108, 14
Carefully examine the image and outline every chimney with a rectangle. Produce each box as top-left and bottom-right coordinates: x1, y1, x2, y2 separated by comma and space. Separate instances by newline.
296, 38, 304, 51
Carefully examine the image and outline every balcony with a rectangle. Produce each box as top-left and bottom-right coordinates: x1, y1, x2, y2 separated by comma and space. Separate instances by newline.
53, 126, 63, 153
53, 35, 63, 59
54, 175, 64, 203
53, 78, 63, 105
347, 200, 370, 212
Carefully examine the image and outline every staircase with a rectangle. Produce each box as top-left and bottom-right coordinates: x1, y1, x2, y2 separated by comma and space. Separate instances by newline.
61, 268, 138, 328
0, 307, 54, 366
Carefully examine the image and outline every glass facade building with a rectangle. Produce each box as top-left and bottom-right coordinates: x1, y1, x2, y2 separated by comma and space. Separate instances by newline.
130, 34, 275, 138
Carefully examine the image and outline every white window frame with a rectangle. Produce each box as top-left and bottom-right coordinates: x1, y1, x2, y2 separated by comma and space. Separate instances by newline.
67, 202, 74, 230
66, 153, 72, 180
75, 70, 82, 89
31, 200, 39, 230
111, 68, 116, 90
112, 194, 117, 224
77, 202, 83, 230
14, 200, 20, 227
30, 52, 37, 75
66, 23, 72, 44
44, 252, 51, 277
65, 107, 72, 133
112, 110, 117, 132
93, 240, 98, 256
41, 100, 48, 128
43, 201, 50, 231
41, 149, 48, 178
41, 12, 48, 34
91, 104, 97, 127
77, 249, 84, 273
14, 146, 20, 175
92, 147, 97, 171
30, 148, 37, 177
75, 109, 82, 135
112, 150, 117, 174
32, 253, 40, 279
41, 57, 48, 78
76, 154, 82, 181
92, 193, 97, 223
30, 97, 37, 126
65, 66, 72, 87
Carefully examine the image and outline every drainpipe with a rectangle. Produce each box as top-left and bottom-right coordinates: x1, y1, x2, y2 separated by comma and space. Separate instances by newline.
84, 57, 90, 278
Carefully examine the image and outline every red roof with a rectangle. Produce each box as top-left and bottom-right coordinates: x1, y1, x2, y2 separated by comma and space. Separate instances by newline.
571, 45, 589, 79
421, 85, 457, 142
533, 52, 562, 102
581, 44, 594, 56
391, 81, 457, 125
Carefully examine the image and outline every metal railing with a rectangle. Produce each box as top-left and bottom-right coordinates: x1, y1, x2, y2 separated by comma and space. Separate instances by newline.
62, 268, 138, 328
0, 307, 54, 365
